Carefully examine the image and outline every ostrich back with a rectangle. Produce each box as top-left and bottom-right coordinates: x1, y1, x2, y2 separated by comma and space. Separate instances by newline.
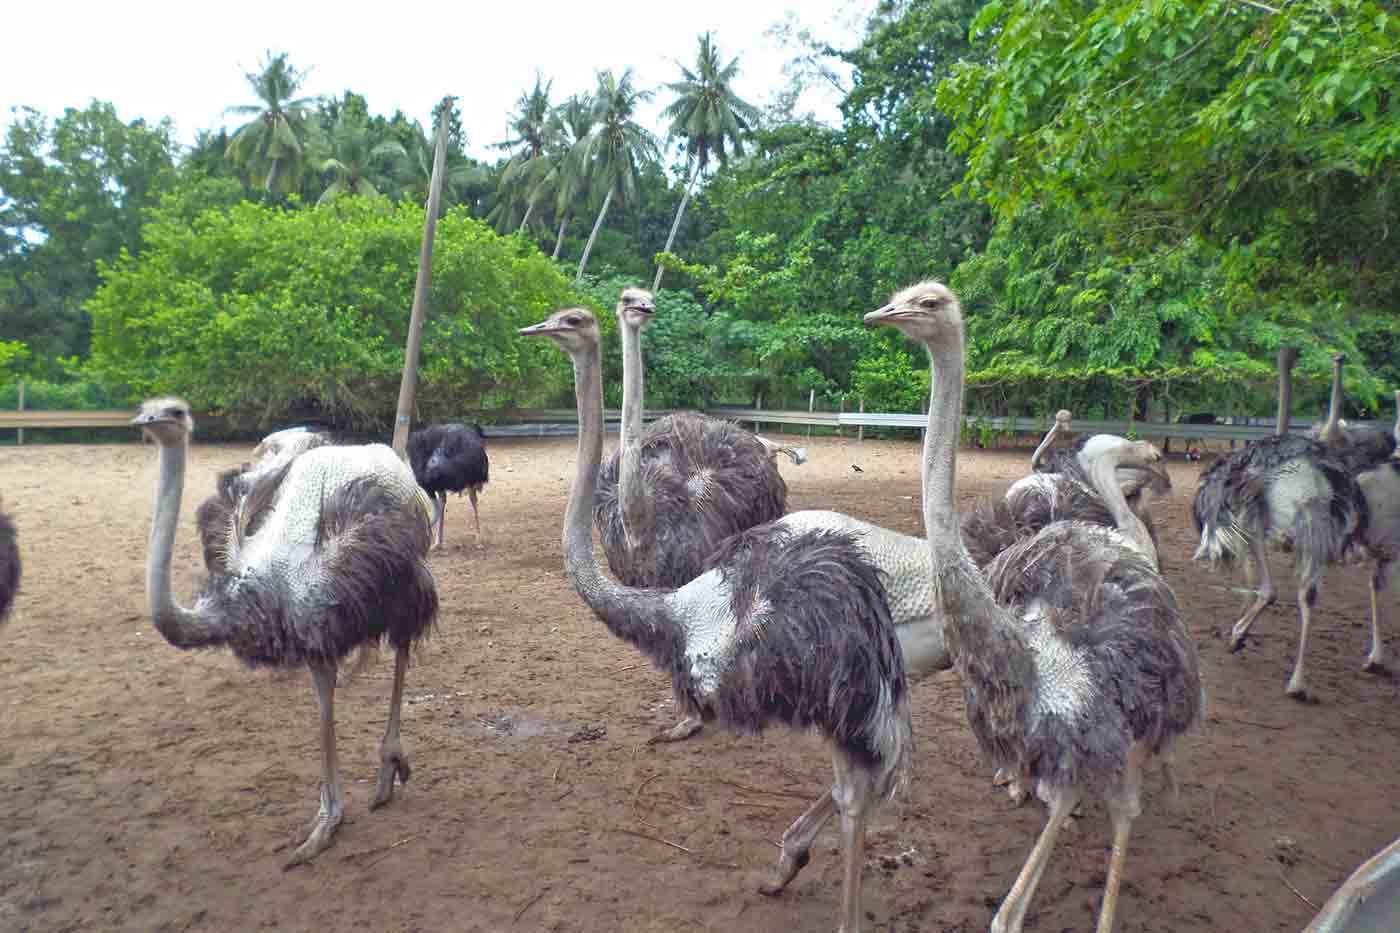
595, 413, 787, 588
407, 423, 489, 495
193, 444, 438, 668
0, 508, 18, 623
971, 521, 1201, 791
1192, 434, 1366, 569
677, 524, 911, 789
1332, 425, 1397, 474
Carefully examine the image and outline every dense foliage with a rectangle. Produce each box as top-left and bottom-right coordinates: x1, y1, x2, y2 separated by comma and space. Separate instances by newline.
4, 2, 1397, 427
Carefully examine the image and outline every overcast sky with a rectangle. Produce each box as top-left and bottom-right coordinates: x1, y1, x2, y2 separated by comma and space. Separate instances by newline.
6, 0, 871, 164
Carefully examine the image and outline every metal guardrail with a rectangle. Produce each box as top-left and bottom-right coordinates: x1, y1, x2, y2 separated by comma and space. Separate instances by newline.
5, 404, 1378, 444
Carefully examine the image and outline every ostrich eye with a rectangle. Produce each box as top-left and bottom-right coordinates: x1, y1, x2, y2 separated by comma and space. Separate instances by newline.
164, 407, 182, 418
919, 296, 942, 308
564, 315, 581, 326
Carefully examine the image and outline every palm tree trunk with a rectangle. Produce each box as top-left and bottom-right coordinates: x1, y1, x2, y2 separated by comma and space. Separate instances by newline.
265, 157, 281, 194
552, 212, 570, 260
575, 187, 614, 282
518, 199, 535, 233
652, 161, 701, 291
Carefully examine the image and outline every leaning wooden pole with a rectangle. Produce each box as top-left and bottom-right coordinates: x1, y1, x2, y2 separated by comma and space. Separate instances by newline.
391, 97, 455, 459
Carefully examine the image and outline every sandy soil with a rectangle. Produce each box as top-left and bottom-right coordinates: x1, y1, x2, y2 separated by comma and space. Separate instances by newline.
2, 433, 1398, 932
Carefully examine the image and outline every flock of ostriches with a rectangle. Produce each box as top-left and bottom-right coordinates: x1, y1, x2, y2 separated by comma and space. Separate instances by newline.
2, 283, 1397, 932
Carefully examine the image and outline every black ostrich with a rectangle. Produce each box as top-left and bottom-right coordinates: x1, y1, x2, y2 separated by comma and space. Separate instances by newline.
0, 501, 19, 625
407, 422, 490, 549
133, 397, 439, 866
870, 282, 1201, 933
521, 308, 910, 933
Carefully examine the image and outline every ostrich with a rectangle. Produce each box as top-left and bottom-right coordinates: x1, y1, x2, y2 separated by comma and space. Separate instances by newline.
1192, 400, 1367, 697
0, 501, 18, 625
407, 422, 490, 549
132, 397, 438, 866
596, 287, 791, 742
868, 281, 1201, 933
520, 308, 911, 933
1311, 353, 1397, 471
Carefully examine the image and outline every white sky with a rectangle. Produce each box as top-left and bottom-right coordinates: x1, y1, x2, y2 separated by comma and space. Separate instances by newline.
5, 0, 871, 166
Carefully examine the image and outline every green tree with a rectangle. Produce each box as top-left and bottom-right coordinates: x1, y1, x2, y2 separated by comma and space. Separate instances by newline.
310, 108, 406, 204
574, 69, 659, 281
540, 94, 595, 260
491, 73, 556, 232
225, 51, 319, 194
0, 102, 180, 369
653, 33, 761, 290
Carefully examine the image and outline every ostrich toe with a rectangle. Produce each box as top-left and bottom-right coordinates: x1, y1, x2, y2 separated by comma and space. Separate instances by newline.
758, 847, 811, 896
646, 716, 704, 744
371, 753, 411, 810
284, 783, 344, 869
1363, 652, 1388, 675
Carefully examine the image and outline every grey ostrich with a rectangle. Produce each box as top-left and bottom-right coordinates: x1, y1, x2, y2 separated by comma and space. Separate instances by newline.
596, 287, 791, 742
1194, 349, 1381, 697
1311, 353, 1397, 470
407, 422, 490, 549
521, 308, 911, 933
0, 499, 18, 625
870, 281, 1201, 933
132, 398, 438, 866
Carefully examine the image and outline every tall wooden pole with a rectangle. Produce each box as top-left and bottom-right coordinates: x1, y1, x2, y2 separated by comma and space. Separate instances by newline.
391, 97, 455, 459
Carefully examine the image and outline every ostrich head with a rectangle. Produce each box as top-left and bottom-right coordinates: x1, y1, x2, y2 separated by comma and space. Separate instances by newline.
616, 287, 656, 331
863, 280, 963, 339
519, 307, 600, 353
1055, 409, 1072, 430
131, 397, 194, 445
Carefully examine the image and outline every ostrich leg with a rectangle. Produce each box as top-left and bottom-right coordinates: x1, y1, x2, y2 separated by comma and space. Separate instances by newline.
432, 492, 447, 550
832, 750, 878, 933
372, 644, 412, 809
1365, 558, 1391, 672
1229, 532, 1276, 650
286, 662, 344, 868
467, 487, 482, 539
1096, 745, 1146, 933
759, 792, 837, 895
991, 787, 1080, 933
1287, 584, 1319, 699
646, 694, 703, 744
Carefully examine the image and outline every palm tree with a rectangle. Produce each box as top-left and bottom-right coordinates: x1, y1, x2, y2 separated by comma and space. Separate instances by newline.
225, 52, 319, 194
398, 130, 484, 209
492, 73, 555, 232
540, 94, 595, 260
653, 33, 761, 290
311, 109, 406, 205
574, 69, 659, 282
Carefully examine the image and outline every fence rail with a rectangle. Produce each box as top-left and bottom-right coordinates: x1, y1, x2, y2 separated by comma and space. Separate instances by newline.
2, 404, 1363, 444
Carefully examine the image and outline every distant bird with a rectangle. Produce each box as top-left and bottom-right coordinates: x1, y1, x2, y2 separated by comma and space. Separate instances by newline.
595, 287, 790, 742
407, 422, 490, 549
1192, 351, 1371, 698
0, 500, 18, 625
522, 307, 911, 933
133, 397, 438, 866
870, 281, 1200, 933
851, 464, 863, 473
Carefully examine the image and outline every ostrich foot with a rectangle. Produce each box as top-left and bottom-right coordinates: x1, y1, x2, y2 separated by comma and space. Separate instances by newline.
1363, 652, 1388, 675
758, 848, 811, 897
646, 716, 703, 744
1285, 677, 1309, 701
371, 752, 411, 810
992, 767, 1031, 806
284, 784, 343, 869
1228, 628, 1250, 652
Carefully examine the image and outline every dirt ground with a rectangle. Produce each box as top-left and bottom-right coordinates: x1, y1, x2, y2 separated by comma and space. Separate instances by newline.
2, 432, 1398, 932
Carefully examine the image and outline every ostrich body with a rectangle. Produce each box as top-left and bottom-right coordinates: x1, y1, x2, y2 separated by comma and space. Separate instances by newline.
0, 502, 18, 625
407, 422, 490, 549
869, 281, 1201, 933
521, 308, 911, 933
133, 398, 438, 866
1195, 351, 1379, 698
1311, 354, 1397, 471
597, 287, 790, 741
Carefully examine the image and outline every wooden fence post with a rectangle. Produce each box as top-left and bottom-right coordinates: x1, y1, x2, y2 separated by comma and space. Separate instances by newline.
838, 398, 846, 438
807, 389, 815, 439
858, 399, 865, 443
16, 380, 23, 446
754, 393, 763, 434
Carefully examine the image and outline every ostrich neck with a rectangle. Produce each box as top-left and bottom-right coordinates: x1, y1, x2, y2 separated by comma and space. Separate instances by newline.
617, 319, 651, 542
565, 340, 683, 668
1276, 353, 1295, 435
1029, 421, 1061, 470
1320, 357, 1344, 442
1087, 453, 1158, 567
146, 438, 222, 648
920, 328, 1034, 690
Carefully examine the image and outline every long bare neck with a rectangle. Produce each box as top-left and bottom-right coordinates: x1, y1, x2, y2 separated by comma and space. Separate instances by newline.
1029, 420, 1061, 470
565, 341, 682, 663
1087, 453, 1158, 568
146, 438, 223, 648
1320, 357, 1344, 443
1276, 349, 1296, 434
617, 318, 651, 541
1393, 391, 1400, 452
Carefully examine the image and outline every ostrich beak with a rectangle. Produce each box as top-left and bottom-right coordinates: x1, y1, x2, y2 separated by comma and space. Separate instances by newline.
131, 409, 174, 427
863, 304, 903, 327
518, 319, 560, 337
